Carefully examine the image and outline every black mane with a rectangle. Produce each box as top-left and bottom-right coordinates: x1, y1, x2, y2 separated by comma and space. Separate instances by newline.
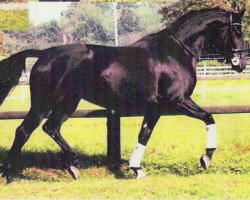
132, 8, 230, 48
170, 8, 229, 35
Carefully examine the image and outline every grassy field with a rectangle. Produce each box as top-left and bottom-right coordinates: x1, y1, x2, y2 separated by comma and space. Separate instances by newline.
0, 80, 249, 199
0, 115, 249, 199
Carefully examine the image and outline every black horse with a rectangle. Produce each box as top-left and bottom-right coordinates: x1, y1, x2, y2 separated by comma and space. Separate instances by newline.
0, 8, 247, 183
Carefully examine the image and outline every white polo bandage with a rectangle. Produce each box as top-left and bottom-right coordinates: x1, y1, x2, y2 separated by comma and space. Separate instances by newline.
206, 124, 217, 149
129, 143, 146, 168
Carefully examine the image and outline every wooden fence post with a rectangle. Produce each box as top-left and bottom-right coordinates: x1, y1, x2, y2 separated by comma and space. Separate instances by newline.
107, 109, 121, 165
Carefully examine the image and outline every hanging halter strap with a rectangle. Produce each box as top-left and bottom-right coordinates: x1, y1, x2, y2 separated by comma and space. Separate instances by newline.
229, 13, 246, 53
170, 35, 199, 60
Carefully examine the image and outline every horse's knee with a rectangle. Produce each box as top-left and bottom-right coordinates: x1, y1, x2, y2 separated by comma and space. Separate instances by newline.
15, 125, 30, 143
204, 113, 215, 125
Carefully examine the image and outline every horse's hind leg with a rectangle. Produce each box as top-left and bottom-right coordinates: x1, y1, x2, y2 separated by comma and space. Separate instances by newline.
42, 98, 80, 179
129, 102, 161, 178
3, 107, 46, 184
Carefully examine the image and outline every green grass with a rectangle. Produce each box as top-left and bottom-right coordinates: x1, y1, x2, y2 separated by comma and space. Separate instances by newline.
0, 10, 29, 30
193, 79, 250, 107
0, 79, 249, 198
0, 114, 249, 199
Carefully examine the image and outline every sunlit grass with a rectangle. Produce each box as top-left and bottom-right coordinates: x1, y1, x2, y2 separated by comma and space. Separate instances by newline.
0, 114, 249, 198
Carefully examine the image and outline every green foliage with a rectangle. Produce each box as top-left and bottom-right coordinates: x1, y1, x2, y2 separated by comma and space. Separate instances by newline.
118, 9, 142, 34
36, 20, 62, 43
117, 3, 165, 44
130, 4, 164, 33
3, 30, 41, 54
0, 10, 29, 31
61, 3, 115, 45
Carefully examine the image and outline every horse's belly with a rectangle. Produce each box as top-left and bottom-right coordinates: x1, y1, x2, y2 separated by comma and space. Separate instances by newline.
117, 83, 146, 115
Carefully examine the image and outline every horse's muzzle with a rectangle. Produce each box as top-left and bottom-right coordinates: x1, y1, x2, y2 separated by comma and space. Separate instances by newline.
231, 54, 247, 73
231, 56, 240, 66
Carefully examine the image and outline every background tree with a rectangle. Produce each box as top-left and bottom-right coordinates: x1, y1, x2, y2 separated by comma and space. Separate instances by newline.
61, 3, 115, 45
118, 9, 142, 35
35, 20, 62, 44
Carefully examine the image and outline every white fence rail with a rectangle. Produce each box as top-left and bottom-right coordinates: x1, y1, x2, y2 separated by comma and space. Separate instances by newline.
197, 65, 250, 78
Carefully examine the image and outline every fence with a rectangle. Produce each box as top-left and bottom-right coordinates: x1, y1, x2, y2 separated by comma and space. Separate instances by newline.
197, 65, 250, 79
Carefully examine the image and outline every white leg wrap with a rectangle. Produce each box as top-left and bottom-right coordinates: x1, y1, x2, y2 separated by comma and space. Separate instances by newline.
129, 143, 146, 168
206, 124, 217, 149
136, 169, 146, 179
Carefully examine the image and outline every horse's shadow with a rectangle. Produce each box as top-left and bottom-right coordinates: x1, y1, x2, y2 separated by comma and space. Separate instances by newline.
0, 147, 131, 181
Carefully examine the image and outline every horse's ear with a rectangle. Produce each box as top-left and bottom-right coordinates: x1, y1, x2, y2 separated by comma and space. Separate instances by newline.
233, 9, 245, 21
239, 9, 246, 18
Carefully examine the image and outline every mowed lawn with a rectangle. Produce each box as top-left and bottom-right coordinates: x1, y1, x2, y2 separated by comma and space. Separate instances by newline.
0, 79, 249, 199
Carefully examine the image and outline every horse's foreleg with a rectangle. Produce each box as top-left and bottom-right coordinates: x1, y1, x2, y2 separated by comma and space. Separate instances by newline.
3, 108, 45, 184
176, 98, 217, 169
129, 103, 161, 178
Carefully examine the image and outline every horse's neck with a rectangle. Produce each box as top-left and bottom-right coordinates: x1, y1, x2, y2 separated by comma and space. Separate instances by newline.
172, 11, 227, 59
188, 35, 206, 59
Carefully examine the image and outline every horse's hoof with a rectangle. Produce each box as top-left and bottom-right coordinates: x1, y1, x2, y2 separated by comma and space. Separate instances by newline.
5, 176, 15, 185
2, 171, 15, 185
130, 167, 147, 179
200, 154, 211, 170
68, 166, 80, 180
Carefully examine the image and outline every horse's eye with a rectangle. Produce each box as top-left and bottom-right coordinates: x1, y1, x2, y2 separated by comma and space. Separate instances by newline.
233, 26, 243, 34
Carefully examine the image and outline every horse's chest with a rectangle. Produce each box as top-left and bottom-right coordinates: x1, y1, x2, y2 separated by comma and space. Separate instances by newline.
158, 67, 196, 101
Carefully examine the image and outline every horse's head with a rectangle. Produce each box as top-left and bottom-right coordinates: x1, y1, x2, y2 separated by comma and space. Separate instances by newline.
219, 10, 247, 72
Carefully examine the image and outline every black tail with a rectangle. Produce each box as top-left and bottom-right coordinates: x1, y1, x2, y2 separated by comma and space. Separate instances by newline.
0, 49, 42, 105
